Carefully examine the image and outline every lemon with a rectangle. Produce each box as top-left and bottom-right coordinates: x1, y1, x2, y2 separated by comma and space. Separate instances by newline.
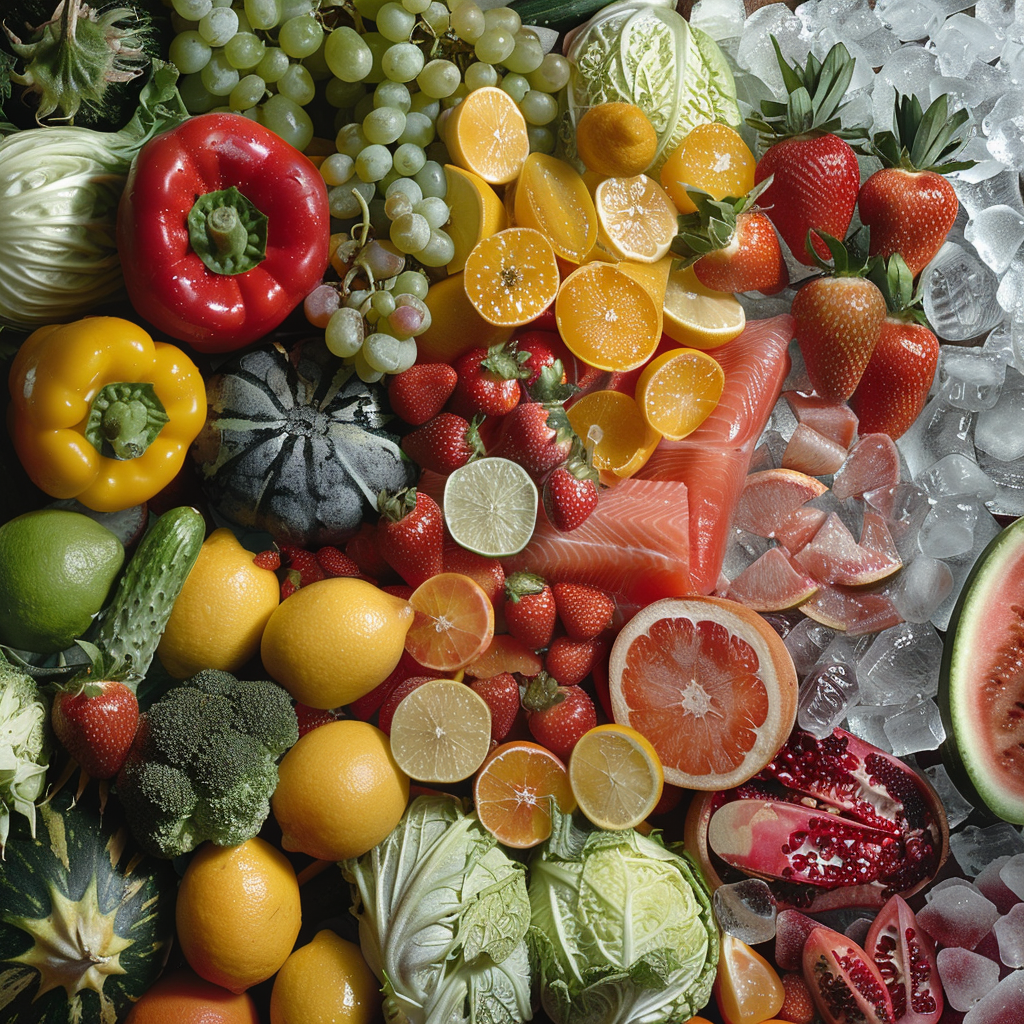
270, 930, 380, 1024
271, 719, 410, 861
175, 837, 302, 994
444, 164, 507, 274
0, 509, 124, 654
663, 263, 746, 350
157, 528, 279, 679
260, 577, 414, 709
593, 174, 678, 263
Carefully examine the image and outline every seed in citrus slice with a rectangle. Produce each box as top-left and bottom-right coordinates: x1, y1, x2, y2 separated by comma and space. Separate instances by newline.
444, 164, 507, 275
659, 123, 757, 215
464, 227, 561, 328
593, 173, 678, 263
405, 572, 496, 671
463, 632, 544, 679
566, 389, 661, 484
663, 263, 746, 350
732, 468, 829, 539
568, 723, 664, 831
513, 152, 597, 264
781, 422, 848, 477
388, 678, 493, 783
555, 260, 664, 373
472, 739, 576, 849
444, 86, 530, 185
831, 432, 901, 501
607, 595, 799, 790
635, 347, 726, 441
725, 547, 820, 613
444, 457, 538, 558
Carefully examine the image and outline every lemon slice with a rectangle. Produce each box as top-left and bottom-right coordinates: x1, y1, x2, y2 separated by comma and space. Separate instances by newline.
443, 457, 538, 557
444, 164, 507, 275
663, 263, 745, 350
513, 151, 597, 263
594, 174, 678, 263
635, 347, 726, 440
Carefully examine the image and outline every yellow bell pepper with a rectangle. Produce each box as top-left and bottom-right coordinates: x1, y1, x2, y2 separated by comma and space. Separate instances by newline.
8, 317, 207, 513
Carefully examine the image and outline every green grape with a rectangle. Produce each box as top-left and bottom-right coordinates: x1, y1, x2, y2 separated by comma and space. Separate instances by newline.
449, 1, 483, 42
324, 26, 372, 83
172, 0, 212, 20
464, 60, 497, 90
234, 7, 253, 33
321, 152, 355, 186
353, 347, 385, 384
500, 73, 529, 102
417, 229, 455, 267
255, 46, 289, 82
169, 12, 196, 34
389, 212, 431, 253
229, 73, 266, 109
376, 167, 404, 195
197, 5, 237, 45
402, 0, 431, 12
440, 85, 467, 109
363, 105, 406, 145
527, 124, 555, 154
381, 42, 424, 83
384, 191, 414, 220
398, 110, 434, 146
353, 92, 374, 121
353, 0, 388, 18
279, 0, 313, 17
414, 196, 449, 230
417, 58, 460, 99
421, 1, 449, 32
503, 30, 544, 74
211, 0, 233, 7
520, 89, 558, 126
527, 52, 570, 93
200, 51, 239, 95
243, 0, 279, 29
361, 31, 390, 84
363, 331, 404, 373
377, 1, 416, 42
408, 93, 440, 120
395, 335, 418, 372
325, 308, 365, 358
302, 40, 332, 80
385, 176, 423, 205
413, 159, 446, 198
178, 71, 218, 112
392, 142, 425, 176
224, 31, 264, 69
259, 92, 314, 150
278, 14, 322, 58
329, 180, 376, 219
355, 143, 394, 182
374, 80, 411, 112
371, 290, 397, 317
483, 6, 520, 32
169, 31, 212, 74
474, 28, 514, 65
278, 63, 315, 105
326, 77, 364, 107
394, 270, 429, 300
336, 121, 369, 157
446, 0, 468, 9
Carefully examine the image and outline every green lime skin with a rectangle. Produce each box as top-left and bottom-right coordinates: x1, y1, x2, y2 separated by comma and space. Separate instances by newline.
0, 509, 125, 655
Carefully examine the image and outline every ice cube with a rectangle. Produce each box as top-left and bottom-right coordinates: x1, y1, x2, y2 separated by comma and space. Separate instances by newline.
952, 169, 1024, 219
976, 856, 1021, 914
798, 659, 860, 738
736, 6, 806, 95
874, 1, 945, 43
965, 205, 1024, 274
919, 496, 981, 558
897, 392, 978, 481
712, 878, 778, 946
927, 877, 986, 901
994, 904, 1024, 967
783, 617, 837, 678
941, 345, 1008, 410
892, 555, 955, 623
937, 947, 1003, 1012
923, 762, 976, 829
962, 967, 1024, 1024
858, 621, 945, 704
930, 505, 1003, 630
976, 366, 1024, 462
917, 452, 997, 501
916, 885, 1001, 948
979, 446, 1024, 517
689, 0, 747, 46
883, 697, 946, 756
721, 528, 773, 582
974, 0, 1019, 28
996, 246, 1024, 322
920, 242, 1006, 342
1000, 853, 1024, 901
983, 319, 1018, 368
843, 704, 897, 752
951, 822, 1024, 878
864, 481, 933, 560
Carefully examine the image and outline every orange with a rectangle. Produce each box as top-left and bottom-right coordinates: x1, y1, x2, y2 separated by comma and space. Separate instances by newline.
444, 163, 507, 274
565, 389, 661, 485
174, 838, 302, 994
462, 633, 543, 679
464, 226, 560, 327
125, 969, 260, 1024
607, 595, 799, 791
157, 527, 280, 679
271, 719, 410, 861
634, 346, 726, 440
662, 263, 746, 349
416, 270, 512, 363
593, 174, 678, 263
444, 85, 530, 185
404, 572, 496, 672
472, 740, 576, 849
659, 122, 756, 214
513, 152, 597, 264
574, 102, 658, 178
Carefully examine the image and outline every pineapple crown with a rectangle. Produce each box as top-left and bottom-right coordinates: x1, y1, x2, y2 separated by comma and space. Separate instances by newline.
870, 92, 976, 174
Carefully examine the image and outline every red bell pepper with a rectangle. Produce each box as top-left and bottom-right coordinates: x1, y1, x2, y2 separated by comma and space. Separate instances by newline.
116, 113, 330, 353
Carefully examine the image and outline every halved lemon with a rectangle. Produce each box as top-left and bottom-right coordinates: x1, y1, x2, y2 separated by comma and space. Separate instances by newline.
663, 263, 745, 350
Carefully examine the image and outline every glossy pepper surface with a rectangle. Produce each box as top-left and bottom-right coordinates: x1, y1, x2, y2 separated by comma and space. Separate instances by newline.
8, 316, 206, 512
116, 113, 330, 352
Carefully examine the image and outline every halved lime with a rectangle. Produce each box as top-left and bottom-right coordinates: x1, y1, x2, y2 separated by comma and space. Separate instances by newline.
443, 457, 538, 558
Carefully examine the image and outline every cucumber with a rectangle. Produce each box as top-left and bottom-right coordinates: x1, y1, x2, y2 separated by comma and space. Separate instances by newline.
507, 0, 616, 33
92, 506, 206, 684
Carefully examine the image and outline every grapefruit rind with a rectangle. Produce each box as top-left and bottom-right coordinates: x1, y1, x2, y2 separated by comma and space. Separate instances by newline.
733, 469, 829, 539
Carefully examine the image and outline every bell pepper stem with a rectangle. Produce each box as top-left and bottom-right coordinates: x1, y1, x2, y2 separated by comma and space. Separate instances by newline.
85, 382, 170, 461
188, 185, 268, 275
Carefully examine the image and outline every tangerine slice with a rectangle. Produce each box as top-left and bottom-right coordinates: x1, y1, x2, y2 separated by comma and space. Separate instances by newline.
607, 595, 799, 791
659, 122, 757, 215
635, 346, 726, 441
444, 164, 507, 275
513, 152, 598, 264
663, 263, 746, 350
566, 389, 661, 485
404, 572, 495, 672
464, 227, 560, 328
472, 740, 576, 849
444, 86, 530, 185
462, 633, 544, 679
593, 173, 678, 263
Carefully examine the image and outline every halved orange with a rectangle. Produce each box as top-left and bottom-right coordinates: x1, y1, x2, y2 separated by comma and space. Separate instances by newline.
635, 347, 725, 440
472, 740, 576, 849
404, 572, 495, 672
659, 122, 756, 215
607, 595, 799, 790
565, 389, 661, 485
463, 227, 560, 328
444, 164, 507, 275
513, 151, 598, 264
593, 173, 678, 263
444, 86, 530, 185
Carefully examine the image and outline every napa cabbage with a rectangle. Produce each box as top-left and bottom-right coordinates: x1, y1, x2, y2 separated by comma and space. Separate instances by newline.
342, 794, 533, 1024
527, 809, 719, 1024
561, 0, 740, 175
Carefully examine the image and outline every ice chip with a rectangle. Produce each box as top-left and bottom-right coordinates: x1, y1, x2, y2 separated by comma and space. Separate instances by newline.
797, 659, 860, 738
936, 947, 1002, 1012
996, 246, 1024, 321
874, 2, 945, 43
923, 762, 976, 829
712, 878, 778, 946
736, 6, 806, 94
883, 697, 945, 756
843, 704, 896, 752
931, 505, 1003, 629
858, 621, 945, 704
952, 170, 1024, 219
897, 391, 978, 481
995, 903, 1024, 967
962, 966, 1024, 1024
783, 616, 837, 678
689, 0, 747, 46
1000, 853, 1024, 901
976, 368, 1024, 461
920, 242, 1006, 342
892, 555, 955, 623
917, 452, 997, 500
919, 496, 980, 558
951, 822, 1024, 878
976, 856, 1021, 914
915, 885, 1000, 948
940, 345, 1007, 411
965, 204, 1024, 274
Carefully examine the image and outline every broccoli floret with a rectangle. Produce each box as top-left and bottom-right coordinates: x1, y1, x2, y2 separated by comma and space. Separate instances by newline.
116, 672, 299, 858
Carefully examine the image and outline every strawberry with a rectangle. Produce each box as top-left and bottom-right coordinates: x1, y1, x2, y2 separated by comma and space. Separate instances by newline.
388, 362, 458, 425
747, 39, 865, 265
252, 549, 281, 571
552, 582, 616, 641
347, 649, 431, 720
791, 231, 886, 402
778, 972, 816, 1024
345, 521, 393, 582
402, 412, 484, 476
513, 330, 566, 387
443, 540, 506, 608
469, 671, 521, 744
523, 672, 596, 762
545, 635, 608, 687
315, 545, 362, 578
448, 341, 530, 418
279, 543, 325, 598
541, 436, 600, 532
294, 702, 341, 737
376, 487, 445, 588
378, 675, 434, 734
51, 672, 139, 780
503, 571, 557, 650
858, 92, 975, 277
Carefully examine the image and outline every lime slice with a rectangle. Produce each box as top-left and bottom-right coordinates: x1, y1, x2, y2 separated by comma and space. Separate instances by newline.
443, 457, 538, 557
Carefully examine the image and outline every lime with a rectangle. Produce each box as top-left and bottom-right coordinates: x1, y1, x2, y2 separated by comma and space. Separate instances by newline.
443, 457, 538, 558
0, 509, 125, 654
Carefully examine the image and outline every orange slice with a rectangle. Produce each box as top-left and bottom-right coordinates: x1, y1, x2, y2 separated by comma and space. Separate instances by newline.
404, 572, 496, 672
462, 633, 544, 679
663, 263, 745, 350
593, 173, 678, 263
463, 227, 560, 328
566, 389, 661, 485
635, 346, 725, 441
444, 164, 507, 275
513, 151, 598, 264
472, 740, 576, 849
416, 271, 512, 363
444, 86, 530, 185
607, 595, 799, 790
659, 122, 757, 215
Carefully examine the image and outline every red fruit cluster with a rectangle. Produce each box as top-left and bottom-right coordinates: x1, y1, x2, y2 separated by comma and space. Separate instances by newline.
271, 542, 363, 599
